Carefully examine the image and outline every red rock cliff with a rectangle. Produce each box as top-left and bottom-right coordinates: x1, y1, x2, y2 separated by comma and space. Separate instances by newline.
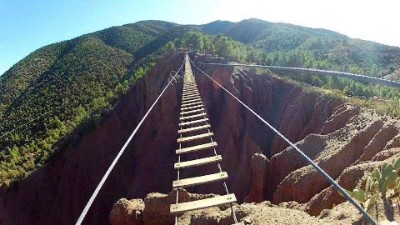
2, 53, 398, 225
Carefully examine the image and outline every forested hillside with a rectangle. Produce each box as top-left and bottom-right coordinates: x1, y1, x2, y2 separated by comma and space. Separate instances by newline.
0, 21, 179, 185
0, 18, 399, 187
161, 28, 399, 110
197, 18, 400, 78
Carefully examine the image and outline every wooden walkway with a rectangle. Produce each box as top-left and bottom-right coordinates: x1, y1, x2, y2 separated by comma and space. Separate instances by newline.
171, 54, 241, 224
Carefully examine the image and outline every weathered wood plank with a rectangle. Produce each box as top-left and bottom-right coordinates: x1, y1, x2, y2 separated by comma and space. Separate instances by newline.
176, 141, 217, 154
174, 155, 222, 169
173, 172, 228, 188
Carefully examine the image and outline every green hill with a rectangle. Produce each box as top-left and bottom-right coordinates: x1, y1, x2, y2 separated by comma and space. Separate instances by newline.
0, 19, 399, 186
197, 18, 400, 77
0, 20, 181, 185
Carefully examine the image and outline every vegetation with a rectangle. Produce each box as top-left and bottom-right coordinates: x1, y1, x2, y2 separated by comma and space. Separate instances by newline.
282, 72, 400, 117
0, 21, 172, 186
198, 18, 400, 78
346, 159, 400, 221
163, 31, 264, 62
163, 30, 400, 117
1, 19, 400, 187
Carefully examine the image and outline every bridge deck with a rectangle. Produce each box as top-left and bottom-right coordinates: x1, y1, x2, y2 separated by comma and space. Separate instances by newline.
170, 194, 236, 214
171, 54, 238, 224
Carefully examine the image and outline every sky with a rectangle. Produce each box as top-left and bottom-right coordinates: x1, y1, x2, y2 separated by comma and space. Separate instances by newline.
1, 0, 399, 75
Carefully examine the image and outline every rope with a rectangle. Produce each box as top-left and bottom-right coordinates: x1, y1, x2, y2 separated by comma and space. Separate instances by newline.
175, 61, 185, 225
200, 62, 400, 89
189, 58, 239, 223
190, 59, 378, 225
174, 130, 182, 225
75, 58, 184, 225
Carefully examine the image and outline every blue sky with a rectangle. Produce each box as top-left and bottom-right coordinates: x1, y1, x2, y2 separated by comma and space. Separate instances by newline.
1, 0, 399, 75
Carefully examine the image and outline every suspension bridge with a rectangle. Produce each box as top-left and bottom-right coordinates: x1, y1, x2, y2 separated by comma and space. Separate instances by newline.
171, 55, 240, 224
73, 53, 382, 225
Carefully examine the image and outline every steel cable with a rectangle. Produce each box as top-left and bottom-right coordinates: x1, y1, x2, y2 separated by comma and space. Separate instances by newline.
75, 58, 185, 225
200, 62, 400, 89
190, 59, 377, 225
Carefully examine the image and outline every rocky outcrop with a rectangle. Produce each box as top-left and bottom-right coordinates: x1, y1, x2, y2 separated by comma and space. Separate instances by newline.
109, 189, 224, 225
2, 53, 400, 225
244, 153, 268, 203
305, 147, 400, 216
0, 53, 184, 225
355, 123, 398, 163
267, 134, 328, 199
305, 161, 380, 216
372, 148, 400, 161
110, 199, 144, 225
320, 104, 359, 135
110, 191, 360, 225
386, 134, 400, 149
141, 190, 218, 225
272, 110, 399, 215
272, 113, 399, 205
270, 94, 339, 155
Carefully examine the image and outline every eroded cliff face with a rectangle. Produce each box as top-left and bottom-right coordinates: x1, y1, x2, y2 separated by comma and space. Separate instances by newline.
0, 53, 184, 225
1, 53, 399, 225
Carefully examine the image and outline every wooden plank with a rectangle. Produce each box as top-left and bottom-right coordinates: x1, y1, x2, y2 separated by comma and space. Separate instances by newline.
179, 118, 208, 126
183, 86, 197, 90
174, 155, 222, 169
184, 83, 197, 87
183, 87, 197, 92
178, 124, 211, 134
183, 92, 199, 96
183, 89, 197, 93
173, 172, 228, 188
176, 141, 217, 154
181, 101, 203, 108
184, 83, 197, 86
181, 104, 203, 111
182, 95, 201, 101
177, 132, 213, 143
182, 89, 199, 95
183, 91, 199, 96
183, 86, 197, 91
179, 112, 206, 121
182, 94, 199, 99
182, 94, 200, 101
180, 108, 204, 116
181, 97, 202, 104
183, 87, 197, 91
170, 194, 236, 214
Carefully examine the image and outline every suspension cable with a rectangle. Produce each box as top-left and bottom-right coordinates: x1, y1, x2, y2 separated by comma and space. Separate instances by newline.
190, 59, 377, 225
75, 58, 184, 225
175, 61, 185, 225
199, 62, 400, 89
189, 58, 239, 223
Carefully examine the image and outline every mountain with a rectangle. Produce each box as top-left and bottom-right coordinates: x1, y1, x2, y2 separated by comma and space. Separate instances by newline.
197, 18, 400, 77
0, 18, 399, 224
1, 52, 399, 225
199, 18, 345, 47
0, 20, 181, 186
199, 20, 235, 35
1, 16, 400, 194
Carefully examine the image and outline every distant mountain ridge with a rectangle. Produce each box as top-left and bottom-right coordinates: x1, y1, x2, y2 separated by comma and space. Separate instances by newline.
0, 18, 399, 188
197, 18, 345, 48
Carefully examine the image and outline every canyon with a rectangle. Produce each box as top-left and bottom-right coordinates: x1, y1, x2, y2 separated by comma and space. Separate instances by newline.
1, 53, 399, 224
